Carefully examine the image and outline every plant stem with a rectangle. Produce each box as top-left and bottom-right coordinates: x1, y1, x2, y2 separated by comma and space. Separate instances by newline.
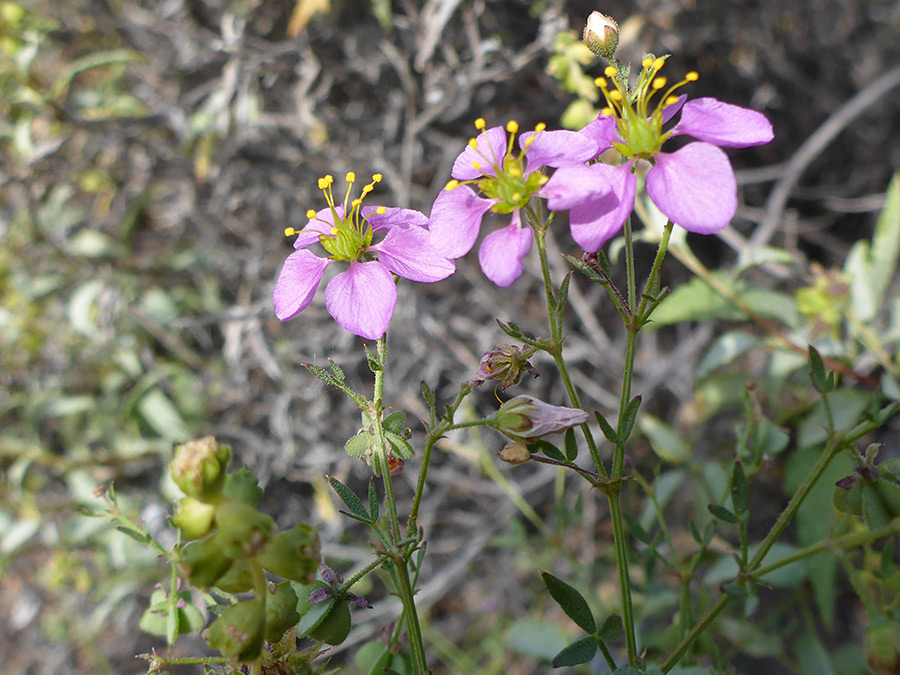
395, 557, 429, 673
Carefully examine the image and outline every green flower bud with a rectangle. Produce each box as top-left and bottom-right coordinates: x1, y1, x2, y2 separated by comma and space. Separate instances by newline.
215, 559, 254, 594
171, 496, 216, 540
257, 524, 321, 583
866, 617, 900, 673
264, 582, 301, 643
214, 498, 275, 559
170, 436, 231, 500
583, 12, 619, 59
205, 599, 266, 662
493, 395, 588, 444
181, 533, 233, 589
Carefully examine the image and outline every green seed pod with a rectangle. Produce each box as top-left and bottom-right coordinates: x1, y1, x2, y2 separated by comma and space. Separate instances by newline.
257, 524, 321, 583
307, 600, 351, 646
866, 617, 900, 673
264, 582, 301, 643
214, 498, 275, 559
171, 496, 217, 540
181, 533, 233, 589
833, 478, 864, 516
215, 559, 254, 594
170, 436, 231, 500
205, 599, 266, 662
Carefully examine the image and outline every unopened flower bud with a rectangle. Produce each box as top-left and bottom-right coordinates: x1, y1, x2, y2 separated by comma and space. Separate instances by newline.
499, 442, 532, 466
204, 599, 266, 662
583, 12, 619, 59
170, 436, 231, 500
866, 617, 900, 672
473, 344, 539, 390
493, 395, 588, 443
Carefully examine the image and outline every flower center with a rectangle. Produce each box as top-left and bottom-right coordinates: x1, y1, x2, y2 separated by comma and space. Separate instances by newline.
446, 119, 550, 214
594, 57, 698, 160
284, 172, 386, 262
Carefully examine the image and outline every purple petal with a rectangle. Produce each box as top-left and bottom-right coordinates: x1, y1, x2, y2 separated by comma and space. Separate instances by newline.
670, 98, 774, 148
324, 261, 397, 339
478, 211, 533, 287
372, 226, 455, 281
429, 185, 496, 259
646, 143, 737, 234
293, 206, 342, 249
519, 129, 600, 173
451, 126, 508, 180
362, 206, 429, 232
273, 249, 331, 321
578, 114, 619, 157
543, 164, 636, 251
661, 94, 687, 125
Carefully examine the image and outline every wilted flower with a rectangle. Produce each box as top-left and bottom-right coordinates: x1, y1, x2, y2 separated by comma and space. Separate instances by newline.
544, 57, 773, 250
170, 436, 231, 500
583, 11, 619, 59
429, 119, 606, 286
274, 173, 454, 339
473, 344, 539, 390
492, 395, 589, 443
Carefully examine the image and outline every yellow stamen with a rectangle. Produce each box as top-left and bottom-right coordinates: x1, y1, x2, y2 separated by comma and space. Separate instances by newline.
474, 117, 486, 130
330, 227, 338, 235
534, 122, 546, 133
471, 161, 481, 171
652, 77, 667, 90
511, 192, 522, 202
362, 184, 373, 194
345, 171, 356, 183
508, 167, 522, 178
664, 95, 679, 107
506, 120, 519, 133
444, 179, 459, 191
375, 206, 386, 214
652, 57, 665, 72
536, 174, 549, 185
641, 57, 653, 68
601, 107, 615, 117
604, 65, 617, 77
595, 76, 608, 88
468, 138, 479, 150
306, 209, 317, 219
609, 90, 624, 102
685, 71, 699, 81
372, 173, 383, 182
317, 176, 330, 190
284, 227, 295, 236
351, 198, 362, 207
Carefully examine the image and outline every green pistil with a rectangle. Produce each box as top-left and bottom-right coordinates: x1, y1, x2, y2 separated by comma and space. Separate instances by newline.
306, 172, 384, 262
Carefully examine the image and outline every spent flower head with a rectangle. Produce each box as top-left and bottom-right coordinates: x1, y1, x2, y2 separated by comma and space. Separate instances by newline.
429, 119, 607, 286
473, 344, 539, 390
274, 172, 454, 339
543, 55, 774, 250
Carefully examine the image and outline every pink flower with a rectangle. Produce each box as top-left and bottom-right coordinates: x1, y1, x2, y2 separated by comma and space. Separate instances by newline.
544, 59, 773, 250
274, 173, 454, 339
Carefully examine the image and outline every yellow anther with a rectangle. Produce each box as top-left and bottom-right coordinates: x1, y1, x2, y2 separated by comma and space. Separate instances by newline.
523, 135, 536, 149
664, 95, 679, 107
508, 167, 522, 178
362, 184, 373, 194
351, 198, 362, 207
318, 177, 329, 190
652, 57, 665, 72
641, 57, 653, 68
345, 171, 356, 183
330, 227, 338, 235
471, 161, 481, 171
474, 117, 486, 130
511, 192, 522, 202
595, 77, 607, 88
652, 77, 667, 90
609, 90, 624, 102
601, 107, 615, 117
375, 206, 386, 214
306, 209, 317, 219
284, 227, 296, 236
604, 65, 617, 78
372, 173, 383, 182
534, 122, 546, 133
685, 71, 699, 81
506, 120, 519, 133
468, 138, 479, 150
536, 174, 549, 185
444, 179, 460, 191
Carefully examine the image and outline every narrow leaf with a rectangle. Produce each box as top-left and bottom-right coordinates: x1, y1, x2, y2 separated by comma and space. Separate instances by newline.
367, 478, 379, 523
808, 345, 830, 393
595, 411, 618, 443
541, 572, 596, 634
564, 428, 578, 461
557, 272, 572, 316
597, 614, 622, 642
618, 395, 642, 441
707, 504, 738, 524
528, 440, 566, 463
327, 476, 371, 523
497, 319, 524, 340
552, 636, 598, 667
731, 461, 749, 514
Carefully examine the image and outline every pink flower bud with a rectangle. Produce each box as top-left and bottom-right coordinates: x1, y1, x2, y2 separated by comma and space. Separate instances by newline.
493, 395, 588, 443
583, 12, 619, 59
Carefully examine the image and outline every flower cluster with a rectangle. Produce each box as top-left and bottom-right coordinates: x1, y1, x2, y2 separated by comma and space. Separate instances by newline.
274, 172, 454, 339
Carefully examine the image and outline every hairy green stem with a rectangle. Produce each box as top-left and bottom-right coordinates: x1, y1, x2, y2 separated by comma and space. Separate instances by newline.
395, 556, 428, 673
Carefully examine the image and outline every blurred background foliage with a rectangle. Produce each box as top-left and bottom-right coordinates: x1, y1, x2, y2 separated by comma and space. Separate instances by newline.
1, 0, 899, 673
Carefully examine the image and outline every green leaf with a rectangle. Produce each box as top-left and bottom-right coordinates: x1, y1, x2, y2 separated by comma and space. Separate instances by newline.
707, 504, 738, 524
563, 428, 578, 461
807, 345, 832, 393
557, 272, 572, 316
618, 395, 641, 441
597, 614, 622, 642
696, 330, 759, 380
541, 572, 596, 634
497, 319, 525, 340
798, 388, 871, 448
385, 431, 415, 459
528, 440, 566, 463
223, 468, 263, 506
137, 388, 191, 442
327, 476, 371, 523
383, 411, 406, 435
367, 478, 379, 523
638, 413, 689, 464
552, 636, 597, 667
355, 641, 393, 675
595, 411, 618, 443
731, 462, 749, 514
344, 431, 373, 458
